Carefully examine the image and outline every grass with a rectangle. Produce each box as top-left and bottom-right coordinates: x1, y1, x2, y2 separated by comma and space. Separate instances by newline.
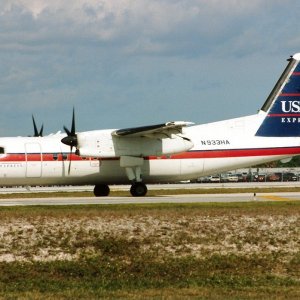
0, 202, 299, 298
0, 254, 299, 299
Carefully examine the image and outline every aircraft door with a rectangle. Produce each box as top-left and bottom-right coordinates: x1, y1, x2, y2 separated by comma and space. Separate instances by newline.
25, 143, 42, 177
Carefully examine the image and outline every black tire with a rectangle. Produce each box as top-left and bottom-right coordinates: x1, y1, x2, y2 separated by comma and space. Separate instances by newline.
94, 184, 110, 197
130, 182, 148, 197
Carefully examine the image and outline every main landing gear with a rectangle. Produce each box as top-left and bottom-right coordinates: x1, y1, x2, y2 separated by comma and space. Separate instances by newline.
130, 182, 148, 197
93, 156, 148, 197
93, 182, 148, 197
94, 184, 110, 197
122, 155, 148, 197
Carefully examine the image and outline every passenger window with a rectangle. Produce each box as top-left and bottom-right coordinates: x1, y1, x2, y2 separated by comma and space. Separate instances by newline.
0, 147, 5, 154
62, 154, 68, 160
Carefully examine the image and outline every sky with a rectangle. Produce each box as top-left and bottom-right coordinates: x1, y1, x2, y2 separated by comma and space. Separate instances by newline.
0, 0, 300, 136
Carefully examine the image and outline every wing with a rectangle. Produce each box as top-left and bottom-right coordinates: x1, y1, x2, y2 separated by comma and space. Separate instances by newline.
112, 121, 194, 138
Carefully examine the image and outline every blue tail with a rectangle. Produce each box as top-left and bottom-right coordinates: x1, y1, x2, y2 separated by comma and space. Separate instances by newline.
256, 53, 300, 137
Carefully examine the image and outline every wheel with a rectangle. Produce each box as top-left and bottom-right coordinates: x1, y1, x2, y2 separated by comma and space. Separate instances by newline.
130, 182, 148, 197
94, 184, 110, 197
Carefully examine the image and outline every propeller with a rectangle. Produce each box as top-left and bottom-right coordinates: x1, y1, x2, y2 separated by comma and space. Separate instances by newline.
61, 108, 78, 148
61, 108, 78, 174
32, 115, 43, 137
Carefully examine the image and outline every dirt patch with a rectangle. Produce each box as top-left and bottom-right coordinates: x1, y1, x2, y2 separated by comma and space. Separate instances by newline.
0, 206, 299, 263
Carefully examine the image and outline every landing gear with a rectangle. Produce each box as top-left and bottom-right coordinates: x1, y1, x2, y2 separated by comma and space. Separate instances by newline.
94, 184, 110, 197
119, 156, 148, 197
130, 182, 148, 197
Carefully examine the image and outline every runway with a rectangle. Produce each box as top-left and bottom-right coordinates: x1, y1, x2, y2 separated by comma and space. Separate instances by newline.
1, 181, 300, 194
0, 192, 299, 206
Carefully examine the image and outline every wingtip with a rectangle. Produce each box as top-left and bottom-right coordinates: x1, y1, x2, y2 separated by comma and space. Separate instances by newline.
166, 121, 195, 127
292, 53, 300, 61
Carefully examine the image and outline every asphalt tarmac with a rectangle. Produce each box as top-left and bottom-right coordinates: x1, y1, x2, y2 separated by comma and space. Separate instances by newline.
0, 192, 299, 206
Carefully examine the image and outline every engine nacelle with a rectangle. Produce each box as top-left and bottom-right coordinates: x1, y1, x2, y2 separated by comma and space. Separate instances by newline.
77, 130, 116, 158
76, 130, 193, 158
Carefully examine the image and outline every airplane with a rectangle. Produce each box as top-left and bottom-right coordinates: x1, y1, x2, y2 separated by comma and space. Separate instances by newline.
1, 53, 300, 197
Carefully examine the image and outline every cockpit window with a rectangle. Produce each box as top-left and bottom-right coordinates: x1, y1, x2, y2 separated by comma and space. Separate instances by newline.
0, 147, 5, 154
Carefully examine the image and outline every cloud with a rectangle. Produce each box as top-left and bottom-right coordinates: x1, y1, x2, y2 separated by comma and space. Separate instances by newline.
1, 0, 296, 56
0, 0, 300, 135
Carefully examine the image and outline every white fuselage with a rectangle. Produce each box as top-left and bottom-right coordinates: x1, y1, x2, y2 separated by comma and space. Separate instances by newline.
0, 111, 299, 187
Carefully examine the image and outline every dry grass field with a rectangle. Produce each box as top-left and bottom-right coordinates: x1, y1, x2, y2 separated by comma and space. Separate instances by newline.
0, 201, 299, 299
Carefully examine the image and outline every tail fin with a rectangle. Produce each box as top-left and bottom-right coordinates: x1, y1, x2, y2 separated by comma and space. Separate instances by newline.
256, 53, 300, 137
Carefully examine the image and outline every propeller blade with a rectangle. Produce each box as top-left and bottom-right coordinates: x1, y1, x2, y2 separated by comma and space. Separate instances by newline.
64, 126, 71, 136
71, 107, 76, 135
68, 146, 73, 175
39, 124, 44, 137
32, 115, 38, 137
61, 108, 78, 175
32, 115, 43, 137
63, 126, 72, 138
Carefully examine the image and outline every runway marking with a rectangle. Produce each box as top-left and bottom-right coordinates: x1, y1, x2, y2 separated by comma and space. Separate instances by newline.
260, 195, 293, 201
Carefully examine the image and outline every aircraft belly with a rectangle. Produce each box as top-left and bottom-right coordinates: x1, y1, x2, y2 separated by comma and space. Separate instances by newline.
146, 159, 180, 176
97, 160, 127, 181
202, 155, 287, 175
180, 158, 204, 177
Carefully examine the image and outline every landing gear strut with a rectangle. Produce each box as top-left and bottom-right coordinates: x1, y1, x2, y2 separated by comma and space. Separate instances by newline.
120, 156, 148, 197
94, 184, 110, 197
130, 182, 148, 197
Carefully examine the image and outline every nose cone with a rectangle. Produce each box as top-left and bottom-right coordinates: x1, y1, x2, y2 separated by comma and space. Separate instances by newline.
61, 135, 78, 147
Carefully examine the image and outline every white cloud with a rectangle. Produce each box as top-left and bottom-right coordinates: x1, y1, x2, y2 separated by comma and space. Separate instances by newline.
0, 0, 300, 135
1, 0, 293, 54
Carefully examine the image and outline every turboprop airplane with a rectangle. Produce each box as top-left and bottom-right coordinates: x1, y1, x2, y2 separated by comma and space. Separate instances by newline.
1, 53, 300, 196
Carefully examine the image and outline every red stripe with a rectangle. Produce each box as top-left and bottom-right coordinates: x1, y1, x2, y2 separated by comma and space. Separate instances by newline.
280, 93, 300, 96
1, 147, 300, 162
0, 153, 87, 162
293, 72, 300, 75
268, 113, 300, 117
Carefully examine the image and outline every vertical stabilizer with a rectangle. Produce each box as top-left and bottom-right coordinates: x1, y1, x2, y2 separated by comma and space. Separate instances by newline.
256, 53, 300, 137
